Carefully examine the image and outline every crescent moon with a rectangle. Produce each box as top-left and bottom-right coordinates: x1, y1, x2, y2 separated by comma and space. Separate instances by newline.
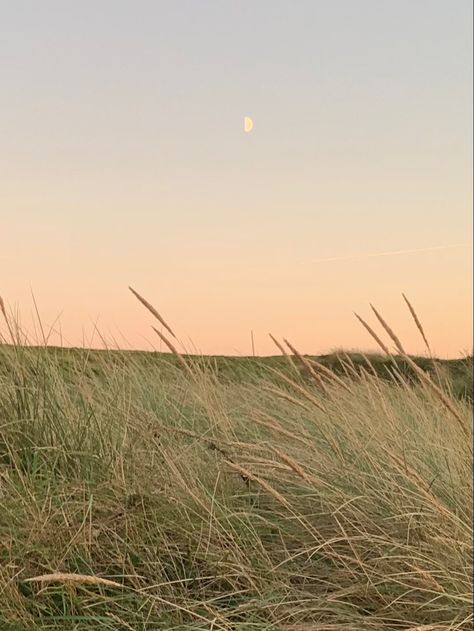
244, 116, 253, 133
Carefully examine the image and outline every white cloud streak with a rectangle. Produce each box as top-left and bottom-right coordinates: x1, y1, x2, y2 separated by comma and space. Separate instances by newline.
311, 243, 469, 264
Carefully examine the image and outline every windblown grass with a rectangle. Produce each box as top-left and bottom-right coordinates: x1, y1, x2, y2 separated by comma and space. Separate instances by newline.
0, 293, 471, 630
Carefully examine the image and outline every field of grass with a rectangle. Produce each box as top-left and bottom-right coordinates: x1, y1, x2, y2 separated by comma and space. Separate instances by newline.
0, 294, 471, 630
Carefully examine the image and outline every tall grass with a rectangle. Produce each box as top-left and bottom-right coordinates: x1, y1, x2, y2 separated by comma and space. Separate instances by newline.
0, 294, 471, 630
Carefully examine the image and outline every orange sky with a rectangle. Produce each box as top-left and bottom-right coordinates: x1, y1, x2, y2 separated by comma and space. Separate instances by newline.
0, 2, 472, 358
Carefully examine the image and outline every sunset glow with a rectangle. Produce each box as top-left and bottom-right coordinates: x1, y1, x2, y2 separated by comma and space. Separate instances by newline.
0, 2, 471, 358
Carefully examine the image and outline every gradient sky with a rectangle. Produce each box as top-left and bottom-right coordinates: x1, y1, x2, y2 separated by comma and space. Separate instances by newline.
1, 1, 472, 357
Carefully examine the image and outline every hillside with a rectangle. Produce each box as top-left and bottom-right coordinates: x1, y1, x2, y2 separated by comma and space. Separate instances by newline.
0, 338, 471, 628
1, 344, 471, 400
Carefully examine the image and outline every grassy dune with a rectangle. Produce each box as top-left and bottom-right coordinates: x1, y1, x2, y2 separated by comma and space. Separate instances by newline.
0, 297, 471, 630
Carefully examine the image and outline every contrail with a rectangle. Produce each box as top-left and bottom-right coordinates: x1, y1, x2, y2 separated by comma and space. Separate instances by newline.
312, 243, 469, 264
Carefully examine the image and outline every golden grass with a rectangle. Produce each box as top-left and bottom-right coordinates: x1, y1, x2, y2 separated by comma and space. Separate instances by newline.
128, 285, 176, 338
283, 337, 330, 395
24, 573, 124, 589
353, 311, 391, 355
370, 303, 406, 354
354, 309, 470, 440
402, 293, 431, 355
0, 291, 470, 629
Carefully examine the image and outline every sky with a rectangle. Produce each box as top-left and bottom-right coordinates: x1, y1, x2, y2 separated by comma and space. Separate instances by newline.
0, 0, 472, 357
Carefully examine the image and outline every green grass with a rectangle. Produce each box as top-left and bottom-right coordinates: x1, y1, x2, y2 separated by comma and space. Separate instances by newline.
0, 344, 471, 398
0, 335, 471, 629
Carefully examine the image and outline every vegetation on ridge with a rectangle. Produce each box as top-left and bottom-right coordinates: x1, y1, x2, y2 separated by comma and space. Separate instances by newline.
0, 292, 471, 630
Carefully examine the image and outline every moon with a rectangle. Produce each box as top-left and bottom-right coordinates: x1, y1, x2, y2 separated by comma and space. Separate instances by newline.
244, 116, 253, 133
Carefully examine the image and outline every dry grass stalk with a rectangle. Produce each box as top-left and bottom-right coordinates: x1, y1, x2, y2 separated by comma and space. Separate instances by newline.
276, 627, 371, 631
381, 447, 451, 516
308, 358, 352, 393
402, 293, 431, 354
270, 446, 316, 484
267, 367, 326, 412
405, 626, 458, 631
180, 431, 262, 457
370, 304, 405, 354
402, 293, 446, 387
268, 333, 289, 357
151, 326, 195, 380
340, 353, 361, 379
258, 408, 342, 460
129, 286, 176, 338
381, 445, 429, 491
224, 460, 291, 508
401, 353, 470, 440
353, 312, 391, 355
0, 295, 15, 343
355, 310, 469, 438
405, 562, 443, 591
24, 573, 124, 588
226, 440, 263, 451
27, 570, 215, 627
162, 424, 259, 454
355, 365, 370, 384
260, 384, 313, 413
268, 333, 299, 373
163, 425, 231, 456
361, 353, 379, 378
239, 455, 294, 473
283, 338, 330, 395
253, 411, 312, 447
